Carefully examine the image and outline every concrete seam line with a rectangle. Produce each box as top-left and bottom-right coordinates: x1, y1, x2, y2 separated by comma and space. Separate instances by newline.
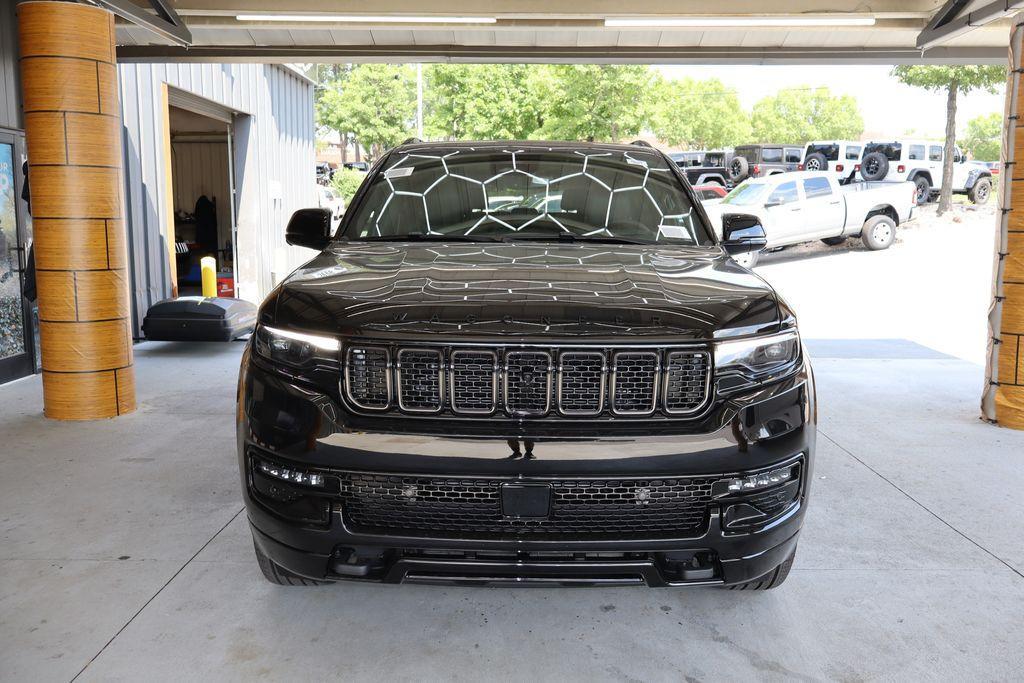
69, 507, 245, 682
818, 431, 1024, 581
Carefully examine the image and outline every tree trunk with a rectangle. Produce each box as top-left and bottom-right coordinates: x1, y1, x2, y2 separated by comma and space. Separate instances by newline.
938, 79, 959, 216
339, 130, 348, 165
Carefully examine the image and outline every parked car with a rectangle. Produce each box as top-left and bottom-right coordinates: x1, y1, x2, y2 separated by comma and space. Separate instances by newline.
704, 171, 916, 267
344, 161, 370, 172
315, 161, 334, 185
693, 183, 728, 201
983, 161, 1000, 176
800, 141, 863, 178
669, 150, 731, 188
316, 184, 345, 228
729, 144, 803, 183
240, 140, 815, 590
859, 139, 993, 205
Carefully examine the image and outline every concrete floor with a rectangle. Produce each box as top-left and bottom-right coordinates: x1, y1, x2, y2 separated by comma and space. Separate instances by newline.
2, 339, 1023, 681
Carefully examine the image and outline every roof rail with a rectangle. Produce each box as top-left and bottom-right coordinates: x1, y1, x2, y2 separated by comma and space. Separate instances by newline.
400, 137, 424, 146
629, 140, 654, 148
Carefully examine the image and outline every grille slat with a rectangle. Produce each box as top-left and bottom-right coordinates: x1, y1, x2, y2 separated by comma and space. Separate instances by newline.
611, 351, 660, 415
664, 351, 711, 414
342, 345, 711, 418
504, 351, 552, 415
344, 347, 391, 410
396, 349, 444, 412
450, 350, 498, 414
341, 473, 716, 538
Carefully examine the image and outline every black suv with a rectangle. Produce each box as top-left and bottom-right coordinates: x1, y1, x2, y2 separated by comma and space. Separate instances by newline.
238, 141, 815, 589
729, 144, 803, 183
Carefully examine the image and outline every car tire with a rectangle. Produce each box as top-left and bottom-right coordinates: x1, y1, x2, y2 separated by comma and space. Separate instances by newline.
968, 177, 992, 204
821, 236, 847, 246
729, 156, 749, 182
861, 215, 897, 251
859, 152, 888, 181
725, 547, 795, 591
730, 250, 759, 269
913, 176, 931, 205
253, 536, 332, 586
804, 152, 828, 172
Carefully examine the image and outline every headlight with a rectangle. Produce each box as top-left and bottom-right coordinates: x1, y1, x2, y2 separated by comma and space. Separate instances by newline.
715, 331, 800, 388
253, 324, 340, 368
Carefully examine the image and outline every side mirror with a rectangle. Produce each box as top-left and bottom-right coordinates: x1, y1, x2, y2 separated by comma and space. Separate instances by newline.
285, 207, 332, 250
722, 214, 768, 255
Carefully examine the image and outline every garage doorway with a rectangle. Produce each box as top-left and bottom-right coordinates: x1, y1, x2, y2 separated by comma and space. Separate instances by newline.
164, 93, 238, 298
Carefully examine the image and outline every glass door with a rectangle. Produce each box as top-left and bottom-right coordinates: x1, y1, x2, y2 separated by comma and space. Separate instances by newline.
0, 130, 35, 383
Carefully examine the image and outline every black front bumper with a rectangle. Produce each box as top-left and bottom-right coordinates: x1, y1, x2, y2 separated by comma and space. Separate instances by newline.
237, 351, 815, 587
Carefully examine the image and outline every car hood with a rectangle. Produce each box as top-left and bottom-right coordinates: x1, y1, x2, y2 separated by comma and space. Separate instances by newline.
269, 242, 781, 340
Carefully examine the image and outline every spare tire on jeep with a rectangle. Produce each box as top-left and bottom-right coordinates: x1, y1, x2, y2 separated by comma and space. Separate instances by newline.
729, 156, 749, 182
860, 152, 889, 181
803, 152, 828, 172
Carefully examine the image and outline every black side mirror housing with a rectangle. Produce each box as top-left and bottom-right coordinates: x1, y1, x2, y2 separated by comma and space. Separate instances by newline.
286, 207, 333, 250
722, 214, 768, 255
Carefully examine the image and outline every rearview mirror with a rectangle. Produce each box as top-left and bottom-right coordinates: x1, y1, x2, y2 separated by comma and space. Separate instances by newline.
722, 214, 768, 255
285, 208, 333, 250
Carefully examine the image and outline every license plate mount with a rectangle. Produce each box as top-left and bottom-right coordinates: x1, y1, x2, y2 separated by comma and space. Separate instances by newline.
500, 484, 551, 518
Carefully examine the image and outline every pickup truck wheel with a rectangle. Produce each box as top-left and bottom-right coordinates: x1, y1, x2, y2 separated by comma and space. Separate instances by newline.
725, 547, 795, 591
253, 537, 332, 586
861, 215, 896, 251
730, 250, 759, 268
821, 236, 847, 246
913, 176, 931, 205
968, 177, 992, 204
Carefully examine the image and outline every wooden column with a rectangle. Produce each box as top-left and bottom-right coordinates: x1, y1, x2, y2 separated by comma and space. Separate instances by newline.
19, 1, 135, 419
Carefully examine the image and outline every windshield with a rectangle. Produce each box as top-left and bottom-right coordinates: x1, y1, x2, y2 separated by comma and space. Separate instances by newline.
721, 181, 769, 206
341, 146, 711, 245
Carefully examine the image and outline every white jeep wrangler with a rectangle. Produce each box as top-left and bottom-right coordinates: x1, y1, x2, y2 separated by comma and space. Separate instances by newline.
858, 139, 992, 205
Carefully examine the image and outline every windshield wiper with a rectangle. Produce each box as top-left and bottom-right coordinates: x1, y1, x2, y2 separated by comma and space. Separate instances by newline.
501, 233, 652, 246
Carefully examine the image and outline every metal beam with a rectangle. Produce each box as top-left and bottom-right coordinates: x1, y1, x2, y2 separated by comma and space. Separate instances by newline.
917, 0, 1024, 50
92, 0, 192, 46
116, 43, 1007, 65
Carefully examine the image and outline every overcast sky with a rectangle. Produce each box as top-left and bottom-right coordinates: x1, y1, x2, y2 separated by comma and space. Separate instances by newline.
656, 64, 1006, 139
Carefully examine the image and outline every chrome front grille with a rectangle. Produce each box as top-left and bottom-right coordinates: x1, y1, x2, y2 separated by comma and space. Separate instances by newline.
341, 344, 711, 419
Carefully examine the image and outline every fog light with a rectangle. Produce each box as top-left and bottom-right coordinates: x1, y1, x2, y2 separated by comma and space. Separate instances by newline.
724, 465, 795, 494
256, 459, 324, 488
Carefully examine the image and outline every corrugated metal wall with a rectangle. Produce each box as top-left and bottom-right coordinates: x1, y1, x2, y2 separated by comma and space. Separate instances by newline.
117, 63, 316, 333
0, 0, 21, 131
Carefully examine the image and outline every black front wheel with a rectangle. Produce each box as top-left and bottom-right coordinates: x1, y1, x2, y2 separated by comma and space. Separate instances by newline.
968, 178, 992, 205
725, 548, 795, 591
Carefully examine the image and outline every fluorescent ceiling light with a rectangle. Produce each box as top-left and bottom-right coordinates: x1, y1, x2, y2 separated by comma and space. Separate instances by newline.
605, 15, 876, 28
236, 14, 497, 24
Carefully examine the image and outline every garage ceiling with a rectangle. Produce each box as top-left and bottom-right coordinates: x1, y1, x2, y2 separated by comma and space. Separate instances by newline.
110, 0, 1015, 63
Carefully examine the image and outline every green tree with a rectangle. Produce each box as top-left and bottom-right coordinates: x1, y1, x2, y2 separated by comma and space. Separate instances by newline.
424, 64, 547, 140
891, 65, 1005, 214
317, 64, 416, 160
649, 76, 751, 149
534, 65, 653, 142
750, 86, 863, 145
962, 112, 1003, 161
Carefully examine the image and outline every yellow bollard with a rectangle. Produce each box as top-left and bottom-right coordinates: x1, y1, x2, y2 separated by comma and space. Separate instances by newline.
201, 256, 218, 298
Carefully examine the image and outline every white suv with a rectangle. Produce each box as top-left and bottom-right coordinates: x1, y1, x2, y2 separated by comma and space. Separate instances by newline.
800, 141, 863, 178
859, 139, 993, 205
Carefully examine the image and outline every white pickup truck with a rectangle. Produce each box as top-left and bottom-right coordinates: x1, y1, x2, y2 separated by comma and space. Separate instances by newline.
703, 171, 917, 267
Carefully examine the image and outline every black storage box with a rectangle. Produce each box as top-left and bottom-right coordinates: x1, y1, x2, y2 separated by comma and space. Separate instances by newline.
142, 296, 257, 342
